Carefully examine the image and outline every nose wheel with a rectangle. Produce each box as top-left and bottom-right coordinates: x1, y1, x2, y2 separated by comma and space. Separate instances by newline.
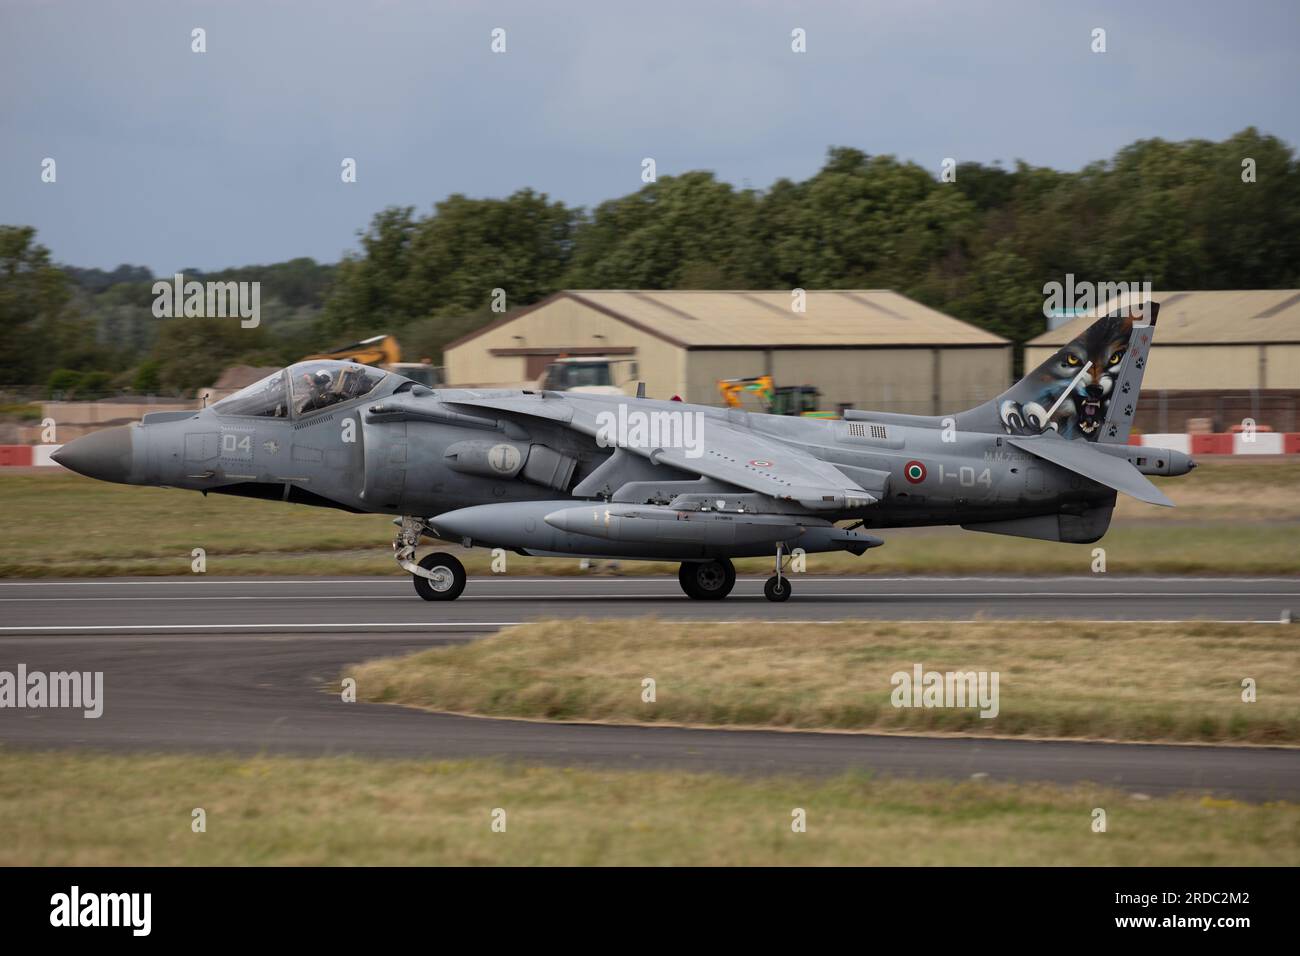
412, 552, 467, 601
393, 516, 468, 601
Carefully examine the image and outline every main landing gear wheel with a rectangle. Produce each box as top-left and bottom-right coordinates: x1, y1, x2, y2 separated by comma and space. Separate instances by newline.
412, 552, 467, 601
678, 558, 736, 600
763, 575, 792, 602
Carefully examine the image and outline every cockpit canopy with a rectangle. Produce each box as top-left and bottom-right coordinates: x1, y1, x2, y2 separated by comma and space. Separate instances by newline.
211, 361, 387, 419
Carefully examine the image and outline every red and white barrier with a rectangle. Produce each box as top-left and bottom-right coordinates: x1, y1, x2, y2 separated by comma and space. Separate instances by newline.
32, 444, 63, 466
0, 445, 32, 467
1132, 433, 1191, 454
1232, 433, 1286, 455
1130, 433, 1298, 456
0, 444, 62, 467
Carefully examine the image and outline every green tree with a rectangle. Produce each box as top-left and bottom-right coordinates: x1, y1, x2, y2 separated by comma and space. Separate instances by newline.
752, 148, 978, 292
148, 317, 276, 395
132, 359, 162, 395
0, 227, 75, 387
47, 368, 83, 397
323, 192, 577, 341
567, 172, 763, 288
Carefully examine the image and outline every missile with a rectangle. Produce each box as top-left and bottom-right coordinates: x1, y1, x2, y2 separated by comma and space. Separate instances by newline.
544, 503, 820, 546
427, 499, 883, 558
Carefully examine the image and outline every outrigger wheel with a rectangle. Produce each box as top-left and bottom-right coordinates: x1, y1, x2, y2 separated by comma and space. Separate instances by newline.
763, 541, 792, 602
412, 552, 467, 601
763, 575, 791, 602
678, 558, 736, 600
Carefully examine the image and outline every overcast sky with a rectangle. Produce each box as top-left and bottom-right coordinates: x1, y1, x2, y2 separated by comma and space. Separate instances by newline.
2, 0, 1297, 275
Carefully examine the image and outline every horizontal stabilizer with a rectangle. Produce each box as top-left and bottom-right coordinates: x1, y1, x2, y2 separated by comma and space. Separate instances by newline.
1006, 435, 1173, 507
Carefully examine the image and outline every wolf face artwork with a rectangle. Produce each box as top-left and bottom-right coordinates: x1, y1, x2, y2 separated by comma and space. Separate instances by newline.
1000, 312, 1138, 441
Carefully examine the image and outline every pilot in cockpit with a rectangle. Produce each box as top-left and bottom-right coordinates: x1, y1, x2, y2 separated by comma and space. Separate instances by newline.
297, 368, 336, 414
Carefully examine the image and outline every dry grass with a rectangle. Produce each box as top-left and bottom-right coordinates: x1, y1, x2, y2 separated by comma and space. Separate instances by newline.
0, 460, 1296, 576
351, 619, 1300, 744
1, 750, 1294, 865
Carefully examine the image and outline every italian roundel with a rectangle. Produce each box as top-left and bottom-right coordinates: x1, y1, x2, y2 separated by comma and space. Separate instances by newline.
904, 460, 927, 484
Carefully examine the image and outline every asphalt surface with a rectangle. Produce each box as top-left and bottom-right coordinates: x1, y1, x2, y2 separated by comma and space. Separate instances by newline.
1, 575, 1297, 801
2, 574, 1298, 632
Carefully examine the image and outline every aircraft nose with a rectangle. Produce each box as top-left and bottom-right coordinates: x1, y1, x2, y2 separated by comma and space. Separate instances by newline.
51, 425, 136, 484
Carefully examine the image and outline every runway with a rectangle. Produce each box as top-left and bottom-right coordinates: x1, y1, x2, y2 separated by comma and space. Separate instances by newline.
1, 575, 1297, 801
1, 574, 1297, 632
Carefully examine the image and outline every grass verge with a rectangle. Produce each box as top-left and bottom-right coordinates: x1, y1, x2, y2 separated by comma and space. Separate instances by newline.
351, 619, 1300, 745
1, 751, 1295, 865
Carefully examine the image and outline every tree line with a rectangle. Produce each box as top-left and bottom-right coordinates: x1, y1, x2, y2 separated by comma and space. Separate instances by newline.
2, 127, 1296, 398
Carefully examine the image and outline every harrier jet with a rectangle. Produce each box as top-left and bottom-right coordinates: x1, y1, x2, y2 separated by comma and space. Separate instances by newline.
54, 304, 1192, 601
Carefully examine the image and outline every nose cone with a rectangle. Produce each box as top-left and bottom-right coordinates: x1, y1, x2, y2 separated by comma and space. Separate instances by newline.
51, 425, 136, 484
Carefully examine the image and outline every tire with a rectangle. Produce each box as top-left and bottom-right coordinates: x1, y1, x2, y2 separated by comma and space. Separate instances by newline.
763, 574, 792, 603
413, 552, 467, 601
678, 559, 736, 600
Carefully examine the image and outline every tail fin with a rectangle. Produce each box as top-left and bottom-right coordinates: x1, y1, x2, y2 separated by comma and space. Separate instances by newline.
958, 302, 1158, 443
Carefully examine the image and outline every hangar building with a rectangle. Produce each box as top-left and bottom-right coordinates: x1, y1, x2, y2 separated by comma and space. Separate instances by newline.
443, 290, 1011, 415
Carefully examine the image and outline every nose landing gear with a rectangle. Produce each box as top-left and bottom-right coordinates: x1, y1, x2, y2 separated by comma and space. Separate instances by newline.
412, 552, 467, 601
394, 516, 467, 601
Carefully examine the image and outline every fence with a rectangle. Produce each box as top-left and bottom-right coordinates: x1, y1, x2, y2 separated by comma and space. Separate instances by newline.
1135, 390, 1299, 435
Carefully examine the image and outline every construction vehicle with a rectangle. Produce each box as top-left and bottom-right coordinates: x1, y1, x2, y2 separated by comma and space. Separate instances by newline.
717, 376, 836, 418
301, 334, 444, 388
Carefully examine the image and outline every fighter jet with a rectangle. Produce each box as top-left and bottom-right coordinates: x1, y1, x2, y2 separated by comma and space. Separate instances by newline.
53, 303, 1193, 601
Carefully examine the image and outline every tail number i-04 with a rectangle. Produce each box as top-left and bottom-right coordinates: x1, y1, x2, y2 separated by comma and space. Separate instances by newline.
933, 465, 992, 488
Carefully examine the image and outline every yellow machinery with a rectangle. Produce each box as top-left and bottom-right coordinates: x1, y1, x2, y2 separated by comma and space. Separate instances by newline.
717, 376, 836, 418
302, 335, 443, 388
302, 333, 401, 366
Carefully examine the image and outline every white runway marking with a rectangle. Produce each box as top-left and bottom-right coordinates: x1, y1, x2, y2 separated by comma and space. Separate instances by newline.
0, 619, 1289, 633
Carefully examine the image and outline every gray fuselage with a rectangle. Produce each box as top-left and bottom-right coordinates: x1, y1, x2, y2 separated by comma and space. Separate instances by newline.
89, 369, 1127, 562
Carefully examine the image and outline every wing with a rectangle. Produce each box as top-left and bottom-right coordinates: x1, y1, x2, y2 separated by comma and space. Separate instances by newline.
442, 393, 874, 511
648, 417, 875, 510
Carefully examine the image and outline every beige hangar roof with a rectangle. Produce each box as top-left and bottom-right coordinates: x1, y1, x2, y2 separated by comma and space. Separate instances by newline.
446, 290, 1009, 350
1028, 290, 1300, 347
